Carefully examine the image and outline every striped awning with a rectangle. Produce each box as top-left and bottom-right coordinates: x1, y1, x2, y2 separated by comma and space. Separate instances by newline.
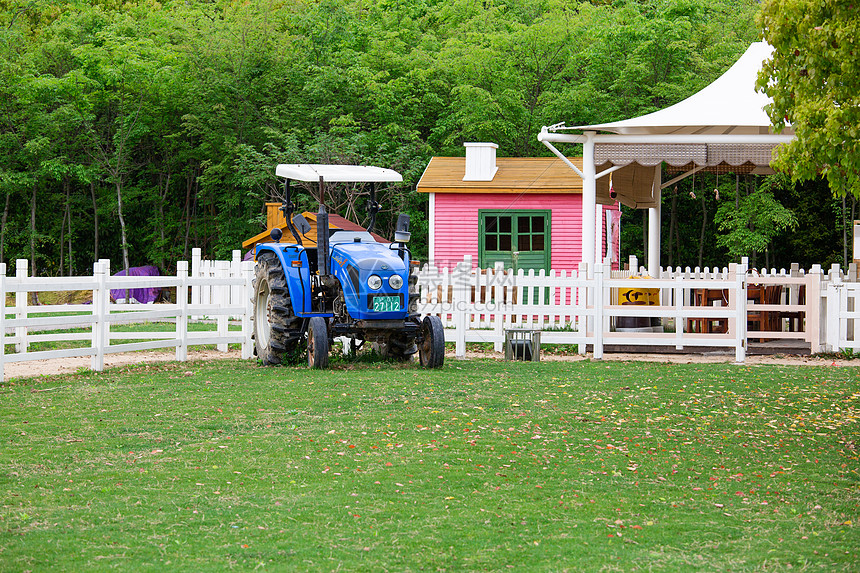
594, 143, 780, 167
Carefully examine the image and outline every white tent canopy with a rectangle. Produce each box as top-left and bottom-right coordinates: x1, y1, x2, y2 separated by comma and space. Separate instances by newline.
579, 42, 790, 136
537, 42, 795, 276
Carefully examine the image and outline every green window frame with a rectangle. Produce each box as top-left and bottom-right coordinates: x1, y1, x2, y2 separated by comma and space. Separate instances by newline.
478, 209, 551, 271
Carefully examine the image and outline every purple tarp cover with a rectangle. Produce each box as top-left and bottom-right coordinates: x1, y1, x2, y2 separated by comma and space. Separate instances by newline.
111, 265, 161, 304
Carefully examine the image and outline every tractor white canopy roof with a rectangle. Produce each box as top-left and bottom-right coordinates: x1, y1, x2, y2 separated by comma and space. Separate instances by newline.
276, 164, 403, 183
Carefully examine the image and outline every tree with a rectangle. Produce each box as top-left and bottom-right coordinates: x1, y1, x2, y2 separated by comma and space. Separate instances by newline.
0, 0, 802, 272
758, 0, 860, 198
714, 175, 798, 264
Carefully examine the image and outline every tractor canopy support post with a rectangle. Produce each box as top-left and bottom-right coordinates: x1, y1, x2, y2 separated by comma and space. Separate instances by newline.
366, 182, 379, 233
282, 179, 303, 245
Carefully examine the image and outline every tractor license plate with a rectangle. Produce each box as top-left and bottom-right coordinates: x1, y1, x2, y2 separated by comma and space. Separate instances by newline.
373, 295, 400, 312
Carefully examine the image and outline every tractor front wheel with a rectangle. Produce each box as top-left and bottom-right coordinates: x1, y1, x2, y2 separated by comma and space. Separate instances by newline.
418, 316, 444, 368
307, 316, 330, 369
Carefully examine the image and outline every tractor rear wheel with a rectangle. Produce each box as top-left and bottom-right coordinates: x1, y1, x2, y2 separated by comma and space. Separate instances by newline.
307, 316, 330, 369
418, 316, 444, 368
253, 252, 301, 365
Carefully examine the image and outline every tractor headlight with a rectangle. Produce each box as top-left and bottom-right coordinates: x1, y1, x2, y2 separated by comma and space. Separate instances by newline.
367, 275, 383, 290
388, 274, 403, 290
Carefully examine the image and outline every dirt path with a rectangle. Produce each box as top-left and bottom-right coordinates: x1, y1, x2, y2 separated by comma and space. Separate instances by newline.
2, 349, 245, 381
3, 347, 855, 381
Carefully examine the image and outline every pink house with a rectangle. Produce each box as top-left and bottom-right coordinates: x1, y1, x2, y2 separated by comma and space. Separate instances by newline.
417, 143, 621, 271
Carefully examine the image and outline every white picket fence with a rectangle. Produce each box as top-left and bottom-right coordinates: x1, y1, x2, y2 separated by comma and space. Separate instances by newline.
416, 255, 858, 361
1, 250, 254, 381
189, 249, 249, 319
2, 250, 859, 380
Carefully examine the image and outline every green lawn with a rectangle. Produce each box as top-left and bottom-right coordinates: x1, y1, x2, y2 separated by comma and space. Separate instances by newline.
1, 358, 858, 571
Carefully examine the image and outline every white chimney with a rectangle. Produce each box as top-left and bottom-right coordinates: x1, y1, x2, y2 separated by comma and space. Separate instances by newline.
463, 142, 498, 181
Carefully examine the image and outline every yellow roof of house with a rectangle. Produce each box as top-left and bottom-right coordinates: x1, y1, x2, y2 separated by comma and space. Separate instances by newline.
416, 156, 660, 208
416, 157, 589, 194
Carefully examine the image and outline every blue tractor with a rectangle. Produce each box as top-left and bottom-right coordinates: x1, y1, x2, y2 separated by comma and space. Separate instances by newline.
252, 164, 445, 369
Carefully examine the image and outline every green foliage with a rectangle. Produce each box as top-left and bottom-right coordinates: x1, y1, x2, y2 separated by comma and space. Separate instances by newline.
714, 175, 798, 261
769, 177, 843, 268
758, 0, 860, 198
3, 0, 833, 274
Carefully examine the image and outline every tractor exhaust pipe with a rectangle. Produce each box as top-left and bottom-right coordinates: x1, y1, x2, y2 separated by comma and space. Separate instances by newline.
317, 176, 329, 276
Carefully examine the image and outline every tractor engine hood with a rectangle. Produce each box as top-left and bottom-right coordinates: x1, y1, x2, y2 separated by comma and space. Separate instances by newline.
331, 242, 407, 273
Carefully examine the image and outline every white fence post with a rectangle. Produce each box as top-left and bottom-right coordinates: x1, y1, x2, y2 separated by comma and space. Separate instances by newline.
674, 271, 684, 349
1, 262, 6, 381
15, 259, 28, 353
205, 260, 215, 310
241, 260, 255, 359
838, 280, 852, 352
91, 260, 108, 372
808, 264, 823, 353
576, 263, 587, 354
101, 259, 113, 361
191, 248, 201, 319
176, 260, 189, 361
453, 257, 470, 358
848, 263, 857, 343
216, 260, 229, 352
101, 259, 112, 349
600, 262, 610, 335
827, 264, 843, 353
733, 260, 747, 363
824, 275, 842, 353
492, 261, 505, 353
231, 250, 242, 314
593, 262, 604, 359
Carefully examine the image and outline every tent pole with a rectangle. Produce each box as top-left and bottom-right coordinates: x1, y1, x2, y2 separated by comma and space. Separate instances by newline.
648, 164, 662, 278
538, 135, 586, 179
595, 202, 603, 265
582, 131, 597, 276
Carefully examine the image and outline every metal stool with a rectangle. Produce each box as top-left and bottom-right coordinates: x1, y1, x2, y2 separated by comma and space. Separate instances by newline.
504, 329, 541, 362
